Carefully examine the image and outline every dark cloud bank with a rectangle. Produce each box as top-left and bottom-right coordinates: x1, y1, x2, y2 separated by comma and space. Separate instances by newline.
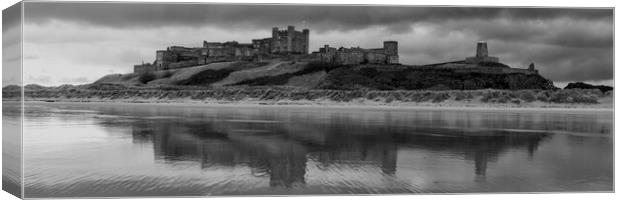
23, 2, 613, 83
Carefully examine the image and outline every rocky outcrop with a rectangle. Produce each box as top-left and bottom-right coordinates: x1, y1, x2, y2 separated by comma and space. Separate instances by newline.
316, 63, 556, 90
564, 82, 613, 93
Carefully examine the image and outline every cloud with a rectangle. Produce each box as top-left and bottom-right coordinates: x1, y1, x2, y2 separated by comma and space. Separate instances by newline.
27, 75, 52, 85
428, 17, 612, 48
18, 2, 613, 86
61, 77, 90, 84
24, 3, 612, 33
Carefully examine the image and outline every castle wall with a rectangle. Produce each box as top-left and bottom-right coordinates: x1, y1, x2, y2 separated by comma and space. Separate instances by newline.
168, 46, 194, 52
156, 50, 177, 70
176, 51, 201, 61
387, 56, 399, 64
366, 48, 384, 54
134, 64, 156, 73
365, 52, 387, 64
252, 38, 272, 55
167, 60, 199, 70
433, 63, 538, 75
205, 57, 232, 64
198, 49, 208, 65
465, 56, 499, 64
454, 67, 537, 75
234, 45, 254, 57
336, 52, 365, 65
311, 41, 399, 65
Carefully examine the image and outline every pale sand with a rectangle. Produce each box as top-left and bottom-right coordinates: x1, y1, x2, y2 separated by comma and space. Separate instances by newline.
21, 97, 613, 113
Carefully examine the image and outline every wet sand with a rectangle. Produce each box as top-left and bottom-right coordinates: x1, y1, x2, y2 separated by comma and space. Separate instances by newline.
18, 97, 613, 113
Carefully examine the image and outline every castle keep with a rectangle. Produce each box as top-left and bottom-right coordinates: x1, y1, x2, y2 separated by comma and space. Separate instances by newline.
134, 25, 399, 73
269, 26, 310, 54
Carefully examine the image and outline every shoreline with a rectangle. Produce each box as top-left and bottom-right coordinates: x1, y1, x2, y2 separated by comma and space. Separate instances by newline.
11, 98, 613, 113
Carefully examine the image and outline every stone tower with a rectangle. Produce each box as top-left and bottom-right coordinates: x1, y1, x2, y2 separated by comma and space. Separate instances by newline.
383, 41, 399, 64
476, 41, 489, 57
287, 25, 295, 52
272, 27, 279, 38
383, 41, 398, 56
302, 29, 310, 54
270, 25, 309, 54
465, 41, 499, 64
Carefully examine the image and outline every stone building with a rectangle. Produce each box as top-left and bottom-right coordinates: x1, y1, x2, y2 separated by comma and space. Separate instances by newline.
270, 25, 310, 54
311, 41, 399, 65
133, 26, 396, 73
465, 41, 499, 64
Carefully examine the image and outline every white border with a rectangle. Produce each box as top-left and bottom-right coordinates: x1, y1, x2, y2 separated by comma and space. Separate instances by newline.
1, 0, 616, 200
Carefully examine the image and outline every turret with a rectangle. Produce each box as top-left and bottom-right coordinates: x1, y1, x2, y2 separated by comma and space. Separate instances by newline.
272, 27, 278, 39
302, 29, 310, 54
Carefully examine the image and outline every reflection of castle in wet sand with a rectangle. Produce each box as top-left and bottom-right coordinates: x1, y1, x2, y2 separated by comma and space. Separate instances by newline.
130, 113, 549, 188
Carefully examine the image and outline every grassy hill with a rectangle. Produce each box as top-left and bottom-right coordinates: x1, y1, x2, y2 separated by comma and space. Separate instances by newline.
92, 60, 556, 91
6, 83, 610, 107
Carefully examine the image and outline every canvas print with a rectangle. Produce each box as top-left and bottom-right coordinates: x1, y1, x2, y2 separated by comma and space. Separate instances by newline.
1, 1, 614, 198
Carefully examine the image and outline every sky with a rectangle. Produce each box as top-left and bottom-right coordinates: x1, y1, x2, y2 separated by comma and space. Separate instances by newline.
2, 2, 614, 87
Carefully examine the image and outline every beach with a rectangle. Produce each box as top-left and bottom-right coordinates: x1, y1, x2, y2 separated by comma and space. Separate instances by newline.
17, 96, 613, 113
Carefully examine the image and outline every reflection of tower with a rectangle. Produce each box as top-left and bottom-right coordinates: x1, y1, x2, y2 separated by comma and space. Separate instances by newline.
472, 141, 489, 183
380, 141, 398, 175
464, 138, 491, 182
474, 147, 488, 176
526, 135, 544, 160
131, 122, 154, 144
268, 143, 307, 188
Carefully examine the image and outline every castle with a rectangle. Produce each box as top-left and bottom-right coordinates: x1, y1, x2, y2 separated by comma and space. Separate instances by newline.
133, 27, 533, 74
134, 25, 399, 73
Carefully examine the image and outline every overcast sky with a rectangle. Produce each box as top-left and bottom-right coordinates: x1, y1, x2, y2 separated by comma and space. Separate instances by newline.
3, 2, 613, 87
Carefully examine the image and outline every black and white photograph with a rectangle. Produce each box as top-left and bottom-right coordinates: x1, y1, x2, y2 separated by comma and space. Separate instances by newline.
1, 0, 615, 199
